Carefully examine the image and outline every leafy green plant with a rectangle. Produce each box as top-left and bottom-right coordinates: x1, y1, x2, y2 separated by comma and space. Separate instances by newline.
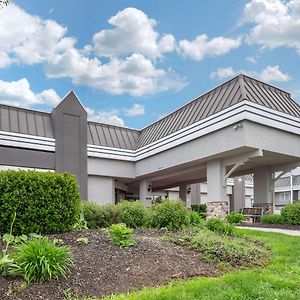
261, 214, 284, 224
118, 201, 147, 228
188, 211, 204, 227
76, 237, 89, 245
226, 212, 245, 224
73, 211, 88, 230
109, 224, 135, 248
9, 237, 73, 283
0, 170, 80, 235
281, 201, 300, 225
150, 199, 189, 230
206, 218, 234, 235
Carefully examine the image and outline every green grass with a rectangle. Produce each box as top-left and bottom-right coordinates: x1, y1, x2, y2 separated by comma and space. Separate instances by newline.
103, 229, 300, 300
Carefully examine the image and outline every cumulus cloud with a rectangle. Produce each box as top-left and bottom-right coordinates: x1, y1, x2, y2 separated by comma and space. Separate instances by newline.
86, 107, 125, 127
0, 78, 60, 108
0, 5, 185, 96
92, 8, 175, 58
210, 65, 291, 83
179, 35, 241, 61
243, 0, 300, 54
246, 56, 257, 64
124, 103, 145, 116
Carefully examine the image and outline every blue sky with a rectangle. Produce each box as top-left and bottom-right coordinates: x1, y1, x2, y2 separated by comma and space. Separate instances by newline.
0, 0, 300, 128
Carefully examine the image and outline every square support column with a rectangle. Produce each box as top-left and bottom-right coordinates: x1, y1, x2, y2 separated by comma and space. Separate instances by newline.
179, 184, 192, 209
253, 166, 273, 204
207, 159, 227, 202
139, 179, 152, 207
253, 166, 274, 214
207, 159, 228, 218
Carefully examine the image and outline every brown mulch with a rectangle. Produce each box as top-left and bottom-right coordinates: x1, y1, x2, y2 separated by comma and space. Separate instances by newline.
0, 229, 221, 300
239, 223, 300, 231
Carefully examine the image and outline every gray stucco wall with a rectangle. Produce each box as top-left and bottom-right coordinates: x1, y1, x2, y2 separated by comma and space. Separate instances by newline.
88, 175, 115, 204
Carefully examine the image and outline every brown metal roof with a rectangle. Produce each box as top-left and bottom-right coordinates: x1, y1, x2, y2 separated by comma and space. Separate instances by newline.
138, 74, 300, 148
87, 122, 140, 150
0, 74, 299, 150
0, 104, 54, 138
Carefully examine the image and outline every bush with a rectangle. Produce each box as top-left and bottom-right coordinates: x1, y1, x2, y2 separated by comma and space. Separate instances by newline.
281, 202, 300, 225
109, 224, 135, 248
81, 202, 121, 229
172, 229, 269, 265
0, 170, 80, 235
118, 201, 147, 228
150, 199, 189, 230
191, 204, 206, 214
261, 214, 284, 224
226, 212, 245, 224
206, 218, 234, 235
188, 211, 204, 227
9, 238, 73, 283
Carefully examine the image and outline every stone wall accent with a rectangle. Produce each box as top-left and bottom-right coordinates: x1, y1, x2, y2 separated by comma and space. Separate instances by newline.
206, 201, 229, 219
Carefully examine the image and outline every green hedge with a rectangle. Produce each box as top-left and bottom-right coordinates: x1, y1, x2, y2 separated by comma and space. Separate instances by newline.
0, 170, 80, 235
281, 201, 300, 225
261, 214, 284, 224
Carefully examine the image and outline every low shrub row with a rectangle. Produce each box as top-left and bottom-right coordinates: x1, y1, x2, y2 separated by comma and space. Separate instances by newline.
81, 199, 195, 230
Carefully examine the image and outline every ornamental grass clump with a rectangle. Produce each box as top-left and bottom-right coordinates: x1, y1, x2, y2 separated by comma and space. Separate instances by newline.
9, 237, 73, 283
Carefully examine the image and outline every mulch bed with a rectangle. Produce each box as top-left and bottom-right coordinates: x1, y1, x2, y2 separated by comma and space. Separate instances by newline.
239, 223, 300, 231
0, 229, 221, 300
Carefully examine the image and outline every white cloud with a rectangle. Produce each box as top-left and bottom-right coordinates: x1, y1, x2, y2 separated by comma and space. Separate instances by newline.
124, 103, 145, 116
210, 65, 291, 83
0, 4, 185, 96
0, 4, 75, 65
92, 8, 175, 58
179, 34, 241, 61
0, 78, 60, 107
210, 67, 236, 79
259, 65, 291, 82
244, 0, 300, 54
246, 56, 257, 64
45, 51, 186, 96
86, 107, 125, 127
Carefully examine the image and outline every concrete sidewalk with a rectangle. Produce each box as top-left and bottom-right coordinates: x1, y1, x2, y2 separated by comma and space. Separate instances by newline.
237, 226, 300, 236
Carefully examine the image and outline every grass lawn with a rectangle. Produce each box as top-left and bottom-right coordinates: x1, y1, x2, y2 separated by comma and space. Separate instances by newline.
104, 229, 300, 300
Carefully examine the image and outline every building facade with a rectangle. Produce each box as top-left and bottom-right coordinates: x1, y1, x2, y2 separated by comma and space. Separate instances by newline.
1, 74, 300, 217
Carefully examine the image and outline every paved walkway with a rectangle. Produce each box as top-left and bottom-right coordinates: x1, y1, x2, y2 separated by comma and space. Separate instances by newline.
237, 226, 300, 236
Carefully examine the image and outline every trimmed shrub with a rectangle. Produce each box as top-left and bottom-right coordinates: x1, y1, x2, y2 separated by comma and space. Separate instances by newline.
0, 170, 80, 235
261, 214, 284, 224
281, 201, 300, 225
9, 238, 73, 283
226, 212, 245, 224
206, 218, 234, 235
150, 199, 189, 230
118, 201, 147, 228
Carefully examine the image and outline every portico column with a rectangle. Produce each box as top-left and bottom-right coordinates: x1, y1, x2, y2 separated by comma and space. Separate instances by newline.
253, 166, 274, 213
206, 159, 228, 218
139, 179, 152, 207
179, 184, 192, 209
207, 159, 227, 202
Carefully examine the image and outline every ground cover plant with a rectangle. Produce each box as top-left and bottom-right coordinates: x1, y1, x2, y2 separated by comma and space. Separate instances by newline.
104, 230, 300, 300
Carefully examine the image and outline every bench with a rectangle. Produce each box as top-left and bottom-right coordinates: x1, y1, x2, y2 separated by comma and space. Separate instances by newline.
241, 207, 263, 223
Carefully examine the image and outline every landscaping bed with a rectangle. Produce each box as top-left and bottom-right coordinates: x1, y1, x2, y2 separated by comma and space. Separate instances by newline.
0, 229, 221, 300
238, 223, 300, 231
